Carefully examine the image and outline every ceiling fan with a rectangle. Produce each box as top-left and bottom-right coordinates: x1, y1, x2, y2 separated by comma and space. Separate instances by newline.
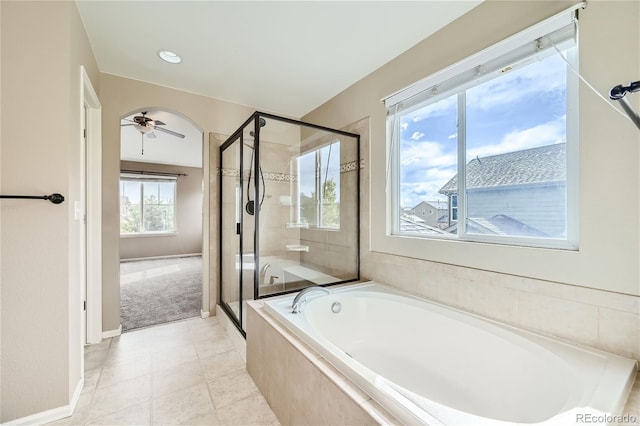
121, 111, 185, 154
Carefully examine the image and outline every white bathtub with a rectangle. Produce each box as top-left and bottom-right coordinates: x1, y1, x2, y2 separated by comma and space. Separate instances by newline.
263, 282, 637, 425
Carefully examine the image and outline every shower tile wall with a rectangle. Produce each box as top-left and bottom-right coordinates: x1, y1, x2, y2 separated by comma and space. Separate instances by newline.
298, 133, 359, 281
258, 140, 302, 262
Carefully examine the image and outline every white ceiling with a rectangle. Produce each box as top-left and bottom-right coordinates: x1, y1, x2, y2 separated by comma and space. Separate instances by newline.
76, 1, 481, 118
121, 110, 203, 167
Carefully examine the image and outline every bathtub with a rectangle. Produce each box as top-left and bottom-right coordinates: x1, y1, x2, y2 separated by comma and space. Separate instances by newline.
263, 282, 637, 425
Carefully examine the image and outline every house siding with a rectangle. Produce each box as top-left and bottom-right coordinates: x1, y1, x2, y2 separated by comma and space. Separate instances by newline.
466, 182, 567, 237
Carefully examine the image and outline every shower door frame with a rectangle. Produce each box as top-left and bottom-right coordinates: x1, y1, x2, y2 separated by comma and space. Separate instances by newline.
219, 111, 361, 336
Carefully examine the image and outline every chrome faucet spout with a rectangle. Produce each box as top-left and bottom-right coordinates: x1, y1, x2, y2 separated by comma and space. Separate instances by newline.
291, 285, 331, 314
260, 263, 271, 286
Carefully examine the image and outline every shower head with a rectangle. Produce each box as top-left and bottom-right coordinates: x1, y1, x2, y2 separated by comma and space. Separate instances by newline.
249, 117, 267, 137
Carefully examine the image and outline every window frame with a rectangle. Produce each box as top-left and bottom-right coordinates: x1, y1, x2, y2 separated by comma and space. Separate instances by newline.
296, 140, 341, 230
119, 174, 178, 237
386, 8, 580, 251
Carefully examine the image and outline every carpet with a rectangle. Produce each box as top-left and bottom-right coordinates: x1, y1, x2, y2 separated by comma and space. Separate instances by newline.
120, 256, 202, 332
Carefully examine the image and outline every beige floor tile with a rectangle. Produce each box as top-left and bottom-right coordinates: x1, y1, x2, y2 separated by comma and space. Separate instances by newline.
208, 368, 260, 409
199, 350, 245, 381
177, 411, 222, 425
152, 383, 216, 425
76, 319, 277, 426
216, 394, 280, 426
88, 375, 152, 420
152, 344, 199, 372
190, 324, 228, 342
85, 349, 109, 371
194, 336, 235, 359
98, 355, 152, 388
83, 368, 102, 394
85, 339, 112, 354
86, 401, 151, 425
152, 359, 205, 398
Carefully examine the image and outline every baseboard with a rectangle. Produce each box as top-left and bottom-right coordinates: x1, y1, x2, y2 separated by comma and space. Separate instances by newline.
200, 310, 210, 318
102, 324, 122, 339
120, 253, 202, 262
4, 378, 83, 425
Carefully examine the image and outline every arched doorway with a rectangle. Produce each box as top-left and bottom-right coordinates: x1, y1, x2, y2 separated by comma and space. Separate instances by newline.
118, 108, 204, 331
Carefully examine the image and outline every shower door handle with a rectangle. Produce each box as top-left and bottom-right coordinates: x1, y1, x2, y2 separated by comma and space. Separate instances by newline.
236, 223, 241, 235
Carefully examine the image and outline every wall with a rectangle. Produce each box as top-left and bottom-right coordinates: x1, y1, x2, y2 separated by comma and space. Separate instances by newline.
100, 74, 258, 332
119, 161, 203, 259
304, 2, 640, 362
0, 1, 100, 421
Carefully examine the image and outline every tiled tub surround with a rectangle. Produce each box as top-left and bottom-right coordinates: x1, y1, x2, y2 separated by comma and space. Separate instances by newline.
246, 300, 399, 425
252, 283, 637, 425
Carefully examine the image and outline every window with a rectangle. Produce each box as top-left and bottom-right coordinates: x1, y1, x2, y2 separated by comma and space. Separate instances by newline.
386, 9, 578, 249
120, 176, 176, 235
298, 141, 340, 228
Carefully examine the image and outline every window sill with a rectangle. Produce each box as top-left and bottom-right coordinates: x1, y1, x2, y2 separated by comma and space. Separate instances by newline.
120, 232, 177, 238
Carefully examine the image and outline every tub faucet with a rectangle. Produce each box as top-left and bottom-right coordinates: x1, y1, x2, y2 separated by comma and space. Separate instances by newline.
260, 263, 271, 286
291, 286, 331, 314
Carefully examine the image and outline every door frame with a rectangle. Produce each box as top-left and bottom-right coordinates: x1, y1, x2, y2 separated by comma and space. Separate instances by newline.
81, 66, 102, 345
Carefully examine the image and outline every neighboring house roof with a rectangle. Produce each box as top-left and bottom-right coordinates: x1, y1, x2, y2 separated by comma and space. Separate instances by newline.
404, 214, 425, 223
400, 217, 446, 234
439, 143, 566, 195
411, 200, 448, 212
444, 214, 548, 237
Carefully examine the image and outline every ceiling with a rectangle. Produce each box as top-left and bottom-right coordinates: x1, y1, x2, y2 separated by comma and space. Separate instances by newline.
76, 1, 481, 118
121, 110, 203, 167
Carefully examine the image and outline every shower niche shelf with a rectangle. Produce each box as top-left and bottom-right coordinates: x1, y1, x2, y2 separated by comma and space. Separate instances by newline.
286, 244, 309, 252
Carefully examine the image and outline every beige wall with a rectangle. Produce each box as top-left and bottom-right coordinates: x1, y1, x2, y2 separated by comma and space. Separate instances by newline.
0, 1, 100, 421
100, 74, 258, 332
119, 161, 203, 260
304, 2, 640, 361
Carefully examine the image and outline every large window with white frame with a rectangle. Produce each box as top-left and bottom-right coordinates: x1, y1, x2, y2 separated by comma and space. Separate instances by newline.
120, 175, 177, 235
386, 9, 579, 249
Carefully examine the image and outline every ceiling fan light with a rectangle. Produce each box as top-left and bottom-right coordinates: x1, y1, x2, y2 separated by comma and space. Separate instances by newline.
135, 124, 153, 133
158, 50, 182, 64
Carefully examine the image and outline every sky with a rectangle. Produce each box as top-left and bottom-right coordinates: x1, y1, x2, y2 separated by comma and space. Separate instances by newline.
398, 49, 571, 209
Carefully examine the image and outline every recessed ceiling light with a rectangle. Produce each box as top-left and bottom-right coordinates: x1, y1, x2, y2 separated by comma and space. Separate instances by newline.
158, 50, 182, 64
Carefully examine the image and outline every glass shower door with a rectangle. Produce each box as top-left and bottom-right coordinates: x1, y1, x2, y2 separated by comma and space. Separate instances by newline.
220, 136, 242, 327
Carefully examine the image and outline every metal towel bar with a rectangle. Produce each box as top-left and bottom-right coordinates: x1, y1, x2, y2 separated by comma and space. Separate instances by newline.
0, 193, 65, 204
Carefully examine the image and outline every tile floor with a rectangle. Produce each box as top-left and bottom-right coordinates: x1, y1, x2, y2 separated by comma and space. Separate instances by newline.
50, 316, 279, 425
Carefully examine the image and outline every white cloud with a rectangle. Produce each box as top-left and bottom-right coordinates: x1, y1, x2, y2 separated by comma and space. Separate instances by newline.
466, 54, 567, 111
401, 181, 451, 208
410, 131, 424, 141
409, 94, 457, 123
467, 116, 566, 159
448, 133, 457, 140
400, 141, 456, 168
401, 122, 408, 131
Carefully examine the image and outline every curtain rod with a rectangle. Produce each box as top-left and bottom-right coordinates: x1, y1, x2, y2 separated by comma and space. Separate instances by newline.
120, 169, 187, 177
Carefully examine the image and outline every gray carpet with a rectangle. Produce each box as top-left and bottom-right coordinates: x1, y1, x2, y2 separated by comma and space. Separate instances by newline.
120, 256, 202, 332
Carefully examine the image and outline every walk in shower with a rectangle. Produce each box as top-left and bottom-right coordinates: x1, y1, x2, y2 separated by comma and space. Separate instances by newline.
219, 112, 360, 334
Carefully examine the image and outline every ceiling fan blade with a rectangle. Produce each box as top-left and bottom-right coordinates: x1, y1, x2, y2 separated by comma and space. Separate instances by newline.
121, 123, 136, 127
146, 132, 157, 139
153, 120, 166, 126
153, 126, 185, 139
